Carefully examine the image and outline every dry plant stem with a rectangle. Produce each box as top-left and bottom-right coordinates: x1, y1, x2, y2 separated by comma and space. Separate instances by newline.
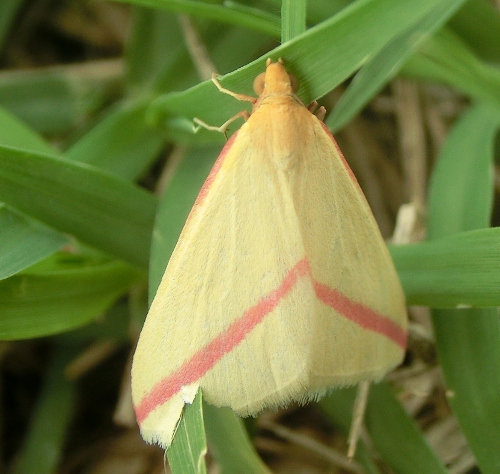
155, 145, 186, 196
347, 380, 370, 459
65, 340, 119, 379
341, 119, 394, 236
393, 79, 427, 210
178, 14, 215, 81
423, 92, 449, 158
261, 420, 363, 474
113, 351, 136, 427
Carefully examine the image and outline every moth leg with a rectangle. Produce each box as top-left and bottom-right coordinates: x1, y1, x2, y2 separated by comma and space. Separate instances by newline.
193, 110, 250, 138
212, 73, 256, 104
307, 101, 327, 121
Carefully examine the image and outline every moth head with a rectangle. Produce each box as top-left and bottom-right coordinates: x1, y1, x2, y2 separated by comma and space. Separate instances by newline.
253, 58, 299, 96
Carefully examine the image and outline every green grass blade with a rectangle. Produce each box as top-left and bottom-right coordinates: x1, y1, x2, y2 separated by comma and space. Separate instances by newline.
126, 8, 183, 89
111, 0, 281, 38
281, 0, 306, 42
65, 100, 165, 182
365, 383, 447, 473
401, 28, 500, 107
0, 0, 23, 50
13, 344, 78, 474
321, 383, 447, 473
428, 102, 497, 237
0, 145, 156, 268
0, 206, 68, 281
448, 0, 500, 62
167, 390, 207, 474
0, 258, 142, 340
149, 0, 457, 139
204, 404, 272, 474
0, 107, 73, 275
0, 61, 122, 135
327, 0, 467, 132
390, 228, 500, 307
427, 102, 500, 473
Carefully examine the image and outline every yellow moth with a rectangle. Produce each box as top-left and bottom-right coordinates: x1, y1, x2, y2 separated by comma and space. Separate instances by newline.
132, 58, 407, 448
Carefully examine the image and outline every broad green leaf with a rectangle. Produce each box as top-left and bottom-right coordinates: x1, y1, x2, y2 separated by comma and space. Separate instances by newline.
0, 107, 70, 275
427, 102, 500, 473
0, 145, 156, 268
0, 258, 142, 340
0, 106, 55, 154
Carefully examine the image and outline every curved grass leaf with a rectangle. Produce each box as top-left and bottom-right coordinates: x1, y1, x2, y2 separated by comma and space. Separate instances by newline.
390, 227, 500, 307
0, 206, 68, 281
148, 0, 454, 141
0, 145, 156, 268
401, 28, 500, 107
427, 102, 500, 473
327, 0, 467, 132
0, 258, 142, 340
13, 344, 78, 474
111, 0, 281, 38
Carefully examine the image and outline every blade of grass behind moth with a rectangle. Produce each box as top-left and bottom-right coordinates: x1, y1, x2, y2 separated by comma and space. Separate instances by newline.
0, 258, 142, 340
111, 0, 281, 38
427, 102, 500, 473
447, 0, 500, 63
401, 27, 500, 107
327, 0, 467, 132
0, 0, 23, 50
390, 228, 500, 308
64, 100, 165, 182
167, 389, 207, 474
0, 206, 67, 281
281, 0, 306, 43
125, 7, 184, 90
0, 145, 156, 268
364, 383, 447, 474
149, 0, 459, 139
0, 108, 69, 276
320, 387, 383, 474
13, 343, 79, 474
204, 404, 271, 474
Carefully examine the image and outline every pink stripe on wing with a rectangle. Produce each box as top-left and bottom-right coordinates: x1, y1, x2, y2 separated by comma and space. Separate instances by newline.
135, 258, 310, 423
313, 281, 407, 349
135, 256, 406, 423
